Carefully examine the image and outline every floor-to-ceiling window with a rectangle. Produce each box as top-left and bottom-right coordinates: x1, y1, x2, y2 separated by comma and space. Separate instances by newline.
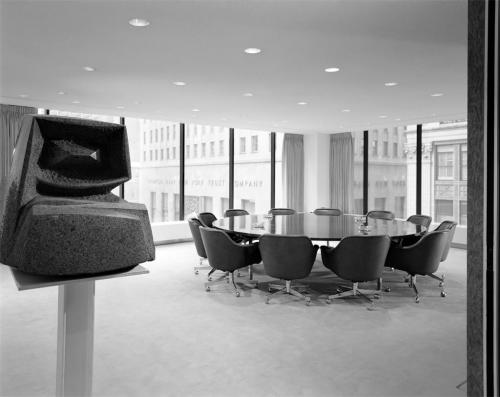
124, 117, 180, 223
234, 129, 271, 213
368, 126, 411, 218
184, 123, 229, 218
352, 131, 364, 214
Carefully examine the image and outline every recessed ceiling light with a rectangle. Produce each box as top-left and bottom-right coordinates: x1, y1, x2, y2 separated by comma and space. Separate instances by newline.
243, 93, 253, 97
297, 101, 308, 105
83, 66, 95, 72
116, 106, 125, 109
192, 108, 200, 112
395, 118, 401, 121
134, 101, 141, 105
72, 100, 80, 104
221, 117, 227, 121
57, 91, 65, 95
244, 47, 261, 54
19, 94, 28, 98
379, 115, 388, 119
324, 67, 340, 73
341, 109, 351, 113
384, 82, 398, 87
431, 93, 444, 97
128, 18, 150, 27
173, 81, 186, 86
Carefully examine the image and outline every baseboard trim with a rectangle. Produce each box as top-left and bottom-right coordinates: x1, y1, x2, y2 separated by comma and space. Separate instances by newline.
155, 238, 193, 246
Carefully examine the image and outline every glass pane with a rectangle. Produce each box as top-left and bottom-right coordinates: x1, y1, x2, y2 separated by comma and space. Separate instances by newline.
368, 126, 410, 218
184, 124, 229, 218
422, 120, 467, 225
124, 117, 180, 223
234, 129, 270, 214
352, 131, 364, 214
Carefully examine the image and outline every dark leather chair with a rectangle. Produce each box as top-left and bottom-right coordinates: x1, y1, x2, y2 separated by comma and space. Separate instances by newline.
313, 208, 343, 216
259, 235, 318, 305
224, 209, 249, 217
434, 220, 457, 261
200, 227, 261, 297
407, 214, 432, 229
187, 218, 212, 275
366, 210, 395, 220
268, 208, 297, 215
385, 230, 450, 302
321, 235, 391, 305
198, 212, 217, 228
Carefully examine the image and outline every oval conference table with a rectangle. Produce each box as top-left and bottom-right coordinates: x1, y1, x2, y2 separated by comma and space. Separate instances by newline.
212, 213, 425, 241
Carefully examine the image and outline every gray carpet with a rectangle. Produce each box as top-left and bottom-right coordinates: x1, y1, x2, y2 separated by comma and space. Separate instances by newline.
0, 243, 466, 397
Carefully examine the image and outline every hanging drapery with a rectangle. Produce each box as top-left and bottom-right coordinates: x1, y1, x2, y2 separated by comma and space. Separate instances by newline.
0, 104, 37, 179
329, 132, 353, 213
282, 133, 304, 211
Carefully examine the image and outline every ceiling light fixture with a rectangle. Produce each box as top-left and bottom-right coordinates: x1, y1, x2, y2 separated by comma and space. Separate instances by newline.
379, 115, 388, 119
173, 81, 186, 86
324, 67, 340, 73
19, 94, 28, 98
116, 106, 125, 109
192, 108, 200, 112
297, 102, 308, 105
243, 93, 253, 97
384, 82, 398, 86
128, 18, 150, 27
395, 118, 401, 121
431, 93, 444, 97
72, 100, 80, 104
341, 109, 351, 113
244, 47, 261, 54
83, 66, 95, 72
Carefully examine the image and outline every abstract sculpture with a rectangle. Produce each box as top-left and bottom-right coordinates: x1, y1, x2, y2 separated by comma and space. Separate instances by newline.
0, 115, 155, 275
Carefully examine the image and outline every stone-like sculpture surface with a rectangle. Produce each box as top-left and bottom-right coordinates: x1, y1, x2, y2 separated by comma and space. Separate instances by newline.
0, 115, 155, 275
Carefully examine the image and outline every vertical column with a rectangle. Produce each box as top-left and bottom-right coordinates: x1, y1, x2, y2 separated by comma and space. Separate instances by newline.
56, 281, 95, 397
270, 132, 276, 209
416, 124, 422, 214
363, 130, 368, 214
179, 123, 185, 220
119, 117, 125, 199
229, 128, 234, 209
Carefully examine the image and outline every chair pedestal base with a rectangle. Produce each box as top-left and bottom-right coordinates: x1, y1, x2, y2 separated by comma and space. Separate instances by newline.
266, 280, 311, 305
194, 257, 211, 275
408, 274, 446, 303
326, 282, 381, 305
205, 271, 258, 297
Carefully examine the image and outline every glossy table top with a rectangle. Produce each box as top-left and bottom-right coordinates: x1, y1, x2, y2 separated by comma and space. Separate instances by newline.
213, 213, 425, 241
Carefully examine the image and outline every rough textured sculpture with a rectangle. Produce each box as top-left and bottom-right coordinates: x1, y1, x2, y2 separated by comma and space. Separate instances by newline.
0, 115, 155, 275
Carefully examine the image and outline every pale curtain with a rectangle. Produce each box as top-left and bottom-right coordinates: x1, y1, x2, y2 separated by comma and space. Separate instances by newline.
1, 104, 37, 179
282, 133, 304, 211
329, 132, 353, 213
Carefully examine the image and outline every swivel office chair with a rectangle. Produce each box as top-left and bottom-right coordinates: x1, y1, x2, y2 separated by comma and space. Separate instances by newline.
224, 209, 250, 217
188, 218, 212, 275
385, 230, 450, 302
313, 208, 343, 216
366, 210, 395, 221
321, 235, 391, 306
259, 235, 318, 305
200, 227, 261, 297
268, 208, 297, 215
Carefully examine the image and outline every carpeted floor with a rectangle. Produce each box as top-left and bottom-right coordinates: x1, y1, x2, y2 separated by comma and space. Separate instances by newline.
0, 243, 466, 397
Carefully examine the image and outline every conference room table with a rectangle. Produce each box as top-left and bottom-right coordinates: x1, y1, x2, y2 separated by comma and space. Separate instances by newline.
212, 213, 425, 241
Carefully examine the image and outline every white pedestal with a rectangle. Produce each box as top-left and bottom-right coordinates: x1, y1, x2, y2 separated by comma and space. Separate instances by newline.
10, 265, 149, 397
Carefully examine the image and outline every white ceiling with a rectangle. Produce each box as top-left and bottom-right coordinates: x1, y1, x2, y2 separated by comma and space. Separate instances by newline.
0, 0, 467, 134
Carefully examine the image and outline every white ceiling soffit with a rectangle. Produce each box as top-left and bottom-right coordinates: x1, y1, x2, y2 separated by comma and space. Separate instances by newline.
0, 0, 467, 134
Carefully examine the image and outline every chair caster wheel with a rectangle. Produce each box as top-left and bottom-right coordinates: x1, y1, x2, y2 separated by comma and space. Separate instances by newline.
305, 298, 311, 306
439, 282, 444, 287
205, 286, 210, 292
441, 291, 447, 297
268, 287, 272, 292
326, 298, 331, 304
336, 288, 342, 293
415, 297, 420, 303
208, 277, 212, 281
384, 287, 391, 292
235, 291, 240, 297
194, 269, 199, 275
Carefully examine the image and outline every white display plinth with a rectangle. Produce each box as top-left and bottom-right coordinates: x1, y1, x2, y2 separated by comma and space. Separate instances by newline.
10, 265, 149, 397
